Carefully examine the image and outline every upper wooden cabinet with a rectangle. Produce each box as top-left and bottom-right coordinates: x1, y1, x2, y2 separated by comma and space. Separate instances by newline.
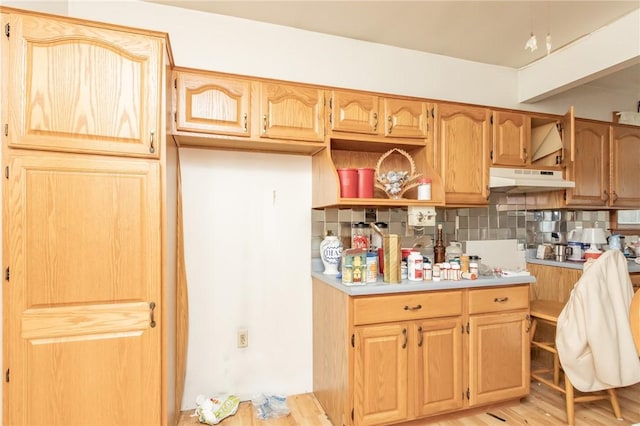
175, 71, 251, 137
491, 111, 531, 166
565, 120, 640, 208
329, 90, 429, 139
172, 69, 326, 154
7, 14, 163, 158
610, 123, 640, 207
436, 103, 491, 205
565, 119, 610, 207
259, 82, 325, 142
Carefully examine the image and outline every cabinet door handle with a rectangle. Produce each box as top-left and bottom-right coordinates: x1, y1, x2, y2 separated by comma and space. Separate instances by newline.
402, 328, 407, 349
149, 302, 157, 328
262, 114, 267, 134
522, 148, 528, 163
243, 113, 248, 133
387, 116, 393, 134
372, 112, 378, 132
149, 131, 155, 153
603, 190, 610, 201
417, 326, 423, 347
612, 191, 618, 201
404, 304, 422, 311
494, 297, 509, 303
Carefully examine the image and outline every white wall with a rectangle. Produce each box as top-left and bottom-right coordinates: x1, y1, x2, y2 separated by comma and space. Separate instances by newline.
2, 0, 637, 413
179, 149, 312, 406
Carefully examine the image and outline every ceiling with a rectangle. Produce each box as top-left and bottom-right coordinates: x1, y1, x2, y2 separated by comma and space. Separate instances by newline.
147, 0, 640, 94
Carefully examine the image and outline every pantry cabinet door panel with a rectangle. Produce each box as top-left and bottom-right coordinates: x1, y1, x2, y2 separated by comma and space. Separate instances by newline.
9, 15, 162, 157
6, 153, 161, 426
354, 323, 408, 426
260, 82, 325, 142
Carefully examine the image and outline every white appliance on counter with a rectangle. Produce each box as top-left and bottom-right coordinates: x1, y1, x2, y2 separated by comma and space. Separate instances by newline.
464, 239, 527, 272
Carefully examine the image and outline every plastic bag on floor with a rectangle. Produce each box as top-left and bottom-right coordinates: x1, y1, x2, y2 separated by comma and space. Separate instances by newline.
251, 394, 290, 420
194, 394, 240, 425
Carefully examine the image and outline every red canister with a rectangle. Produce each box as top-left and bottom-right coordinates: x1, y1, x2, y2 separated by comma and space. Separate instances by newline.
357, 168, 375, 198
337, 168, 358, 198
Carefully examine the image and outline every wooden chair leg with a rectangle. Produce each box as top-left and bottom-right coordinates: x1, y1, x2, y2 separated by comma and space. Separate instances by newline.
553, 353, 560, 386
565, 375, 575, 426
606, 388, 622, 420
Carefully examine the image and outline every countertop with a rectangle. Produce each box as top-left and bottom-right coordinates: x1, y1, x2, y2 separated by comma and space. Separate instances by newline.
526, 257, 640, 273
311, 270, 535, 296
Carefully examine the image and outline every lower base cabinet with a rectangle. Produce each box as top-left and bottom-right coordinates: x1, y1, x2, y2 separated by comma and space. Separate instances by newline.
312, 279, 530, 426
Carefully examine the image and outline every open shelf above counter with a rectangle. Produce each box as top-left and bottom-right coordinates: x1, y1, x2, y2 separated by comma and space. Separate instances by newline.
312, 137, 445, 209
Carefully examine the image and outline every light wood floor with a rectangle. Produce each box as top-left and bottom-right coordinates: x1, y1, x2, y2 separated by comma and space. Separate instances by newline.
179, 380, 640, 425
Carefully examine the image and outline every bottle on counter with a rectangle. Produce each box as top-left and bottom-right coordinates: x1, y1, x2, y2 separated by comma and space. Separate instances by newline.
407, 251, 423, 281
423, 261, 432, 281
434, 223, 446, 264
417, 178, 432, 201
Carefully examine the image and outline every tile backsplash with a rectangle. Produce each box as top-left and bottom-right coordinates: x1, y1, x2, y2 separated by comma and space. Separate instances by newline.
312, 193, 610, 257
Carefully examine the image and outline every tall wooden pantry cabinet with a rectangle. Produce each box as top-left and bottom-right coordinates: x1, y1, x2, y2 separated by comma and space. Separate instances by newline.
1, 9, 181, 425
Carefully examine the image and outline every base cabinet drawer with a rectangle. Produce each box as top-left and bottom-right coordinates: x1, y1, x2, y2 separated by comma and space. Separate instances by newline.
469, 285, 529, 314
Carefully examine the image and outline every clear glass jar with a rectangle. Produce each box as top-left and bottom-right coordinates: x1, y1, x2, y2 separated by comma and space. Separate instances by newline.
351, 222, 369, 249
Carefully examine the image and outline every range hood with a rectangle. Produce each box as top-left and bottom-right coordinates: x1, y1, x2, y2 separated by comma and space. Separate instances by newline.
489, 167, 575, 194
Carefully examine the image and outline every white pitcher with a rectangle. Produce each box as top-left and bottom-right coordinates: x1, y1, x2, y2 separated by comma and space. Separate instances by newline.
445, 241, 463, 261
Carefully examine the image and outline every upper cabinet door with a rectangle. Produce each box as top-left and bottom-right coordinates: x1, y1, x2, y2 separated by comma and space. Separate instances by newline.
610, 124, 640, 207
383, 98, 428, 138
8, 14, 162, 158
259, 82, 325, 142
491, 111, 531, 166
565, 120, 609, 207
437, 104, 491, 205
560, 106, 575, 166
175, 71, 250, 137
330, 90, 379, 135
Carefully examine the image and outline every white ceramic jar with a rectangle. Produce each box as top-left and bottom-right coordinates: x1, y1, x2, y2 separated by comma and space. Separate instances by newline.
320, 233, 343, 275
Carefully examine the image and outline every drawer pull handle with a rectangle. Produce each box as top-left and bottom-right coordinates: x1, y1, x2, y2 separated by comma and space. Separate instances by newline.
402, 328, 407, 349
403, 304, 422, 311
494, 297, 509, 303
417, 326, 423, 347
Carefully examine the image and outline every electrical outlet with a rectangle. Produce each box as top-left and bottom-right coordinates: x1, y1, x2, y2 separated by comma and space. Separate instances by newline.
407, 206, 437, 227
237, 329, 248, 348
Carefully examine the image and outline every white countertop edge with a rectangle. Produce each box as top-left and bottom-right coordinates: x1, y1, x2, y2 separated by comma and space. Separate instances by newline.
311, 271, 536, 296
526, 257, 640, 273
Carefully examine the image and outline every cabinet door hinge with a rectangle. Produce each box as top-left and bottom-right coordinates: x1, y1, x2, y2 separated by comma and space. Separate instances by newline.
174, 78, 177, 89
563, 191, 567, 201
489, 150, 493, 160
174, 112, 177, 123
5, 369, 9, 383
351, 408, 354, 421
466, 388, 470, 400
5, 267, 9, 281
490, 114, 494, 125
4, 123, 7, 137
4, 23, 9, 38
466, 322, 470, 334
5, 166, 8, 179
351, 334, 355, 348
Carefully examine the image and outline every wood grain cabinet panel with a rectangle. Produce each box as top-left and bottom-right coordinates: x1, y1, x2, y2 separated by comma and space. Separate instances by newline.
491, 111, 531, 166
8, 14, 162, 158
383, 97, 428, 138
259, 82, 325, 142
313, 281, 530, 426
176, 71, 250, 136
6, 153, 162, 426
565, 119, 610, 207
436, 103, 491, 205
610, 124, 640, 207
330, 90, 379, 135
